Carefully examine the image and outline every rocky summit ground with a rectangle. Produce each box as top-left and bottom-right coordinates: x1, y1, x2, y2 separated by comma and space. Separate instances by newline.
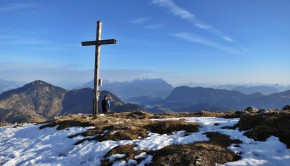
39, 110, 289, 166
1, 110, 290, 166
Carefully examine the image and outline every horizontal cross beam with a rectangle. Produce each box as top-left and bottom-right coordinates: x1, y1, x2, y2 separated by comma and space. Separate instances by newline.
81, 39, 117, 46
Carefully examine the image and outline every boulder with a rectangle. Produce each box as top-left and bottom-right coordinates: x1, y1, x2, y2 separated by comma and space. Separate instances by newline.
282, 105, 290, 111
245, 106, 259, 113
258, 109, 270, 113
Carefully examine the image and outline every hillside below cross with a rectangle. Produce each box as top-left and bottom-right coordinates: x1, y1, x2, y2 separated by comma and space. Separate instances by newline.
81, 21, 117, 117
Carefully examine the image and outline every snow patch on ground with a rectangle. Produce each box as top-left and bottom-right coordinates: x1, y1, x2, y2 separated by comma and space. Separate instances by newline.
0, 117, 289, 166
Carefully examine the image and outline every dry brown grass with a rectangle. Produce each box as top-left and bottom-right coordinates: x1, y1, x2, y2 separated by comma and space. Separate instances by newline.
152, 112, 196, 119
37, 111, 247, 165
39, 114, 96, 130
74, 118, 199, 145
150, 111, 244, 119
235, 110, 290, 148
205, 132, 242, 147
105, 111, 154, 119
145, 119, 199, 135
33, 110, 290, 165
148, 142, 240, 166
101, 144, 148, 166
148, 132, 241, 166
99, 132, 242, 166
39, 111, 201, 146
100, 132, 241, 166
0, 122, 11, 127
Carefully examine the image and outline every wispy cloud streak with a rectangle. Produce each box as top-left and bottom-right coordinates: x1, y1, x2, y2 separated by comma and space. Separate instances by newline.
173, 33, 243, 55
131, 17, 164, 29
152, 0, 234, 42
0, 3, 38, 12
0, 37, 52, 45
131, 17, 151, 24
152, 0, 195, 19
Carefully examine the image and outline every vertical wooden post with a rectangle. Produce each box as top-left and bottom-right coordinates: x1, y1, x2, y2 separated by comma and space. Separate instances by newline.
94, 21, 102, 116
81, 21, 116, 117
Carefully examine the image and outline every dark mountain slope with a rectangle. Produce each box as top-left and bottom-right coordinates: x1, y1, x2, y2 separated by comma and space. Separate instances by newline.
240, 90, 290, 109
232, 86, 279, 95
166, 86, 247, 105
0, 80, 67, 122
163, 86, 290, 112
0, 80, 143, 123
62, 89, 141, 115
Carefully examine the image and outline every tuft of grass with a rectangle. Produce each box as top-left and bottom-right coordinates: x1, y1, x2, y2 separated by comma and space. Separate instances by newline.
101, 144, 148, 166
152, 111, 244, 119
100, 132, 242, 166
90, 128, 148, 142
104, 111, 153, 119
205, 132, 242, 147
148, 132, 241, 166
145, 119, 199, 135
0, 122, 11, 127
40, 112, 202, 145
148, 142, 240, 166
40, 119, 96, 130
38, 111, 245, 165
235, 110, 290, 148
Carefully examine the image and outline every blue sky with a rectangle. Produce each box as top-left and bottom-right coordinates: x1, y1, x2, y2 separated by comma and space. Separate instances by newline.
0, 0, 290, 88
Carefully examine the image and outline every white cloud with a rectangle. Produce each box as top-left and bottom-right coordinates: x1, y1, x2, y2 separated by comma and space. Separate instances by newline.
152, 0, 234, 42
131, 17, 151, 24
0, 3, 38, 12
0, 36, 52, 45
173, 32, 243, 55
223, 36, 235, 42
152, 0, 194, 20
194, 23, 211, 29
131, 17, 163, 29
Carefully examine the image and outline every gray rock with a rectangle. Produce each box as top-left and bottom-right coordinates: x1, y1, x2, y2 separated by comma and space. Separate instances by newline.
245, 106, 259, 113
282, 105, 290, 111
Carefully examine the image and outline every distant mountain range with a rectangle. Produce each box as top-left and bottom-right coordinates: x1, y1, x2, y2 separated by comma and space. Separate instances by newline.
81, 78, 174, 99
183, 82, 290, 95
2, 78, 289, 97
1, 79, 290, 122
232, 86, 279, 95
0, 80, 142, 123
151, 86, 290, 112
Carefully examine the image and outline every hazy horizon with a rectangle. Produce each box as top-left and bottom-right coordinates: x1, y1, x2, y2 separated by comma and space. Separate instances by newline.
2, 75, 290, 90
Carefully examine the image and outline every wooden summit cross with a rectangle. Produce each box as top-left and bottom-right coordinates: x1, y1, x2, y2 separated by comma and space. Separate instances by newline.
81, 21, 117, 116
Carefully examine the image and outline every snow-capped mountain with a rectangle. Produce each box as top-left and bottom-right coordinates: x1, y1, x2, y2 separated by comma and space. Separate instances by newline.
81, 78, 174, 99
